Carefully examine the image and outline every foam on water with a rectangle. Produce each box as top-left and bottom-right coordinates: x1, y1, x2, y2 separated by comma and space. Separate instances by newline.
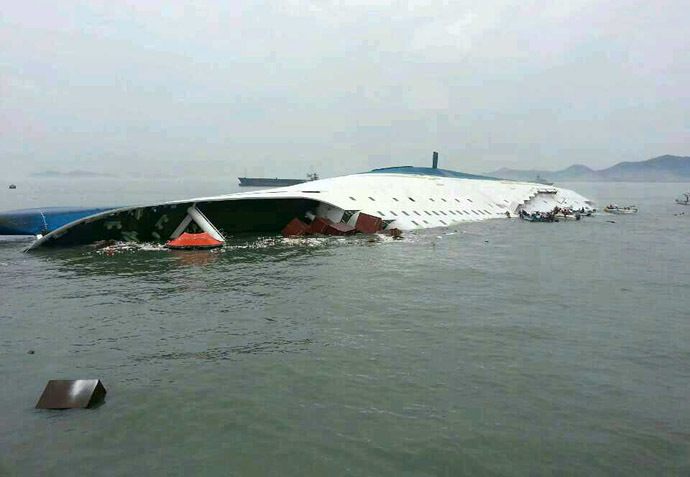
90, 234, 405, 256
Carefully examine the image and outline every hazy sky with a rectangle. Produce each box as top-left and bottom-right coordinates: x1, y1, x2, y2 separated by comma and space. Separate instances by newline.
2, 0, 688, 178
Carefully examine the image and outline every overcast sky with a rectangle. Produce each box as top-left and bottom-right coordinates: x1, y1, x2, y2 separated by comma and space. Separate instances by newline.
1, 0, 688, 178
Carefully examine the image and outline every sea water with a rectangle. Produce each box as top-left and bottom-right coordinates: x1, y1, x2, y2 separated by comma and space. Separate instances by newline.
1, 180, 689, 475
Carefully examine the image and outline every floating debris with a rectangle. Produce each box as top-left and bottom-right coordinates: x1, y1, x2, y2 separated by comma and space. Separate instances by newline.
307, 217, 331, 234
324, 222, 356, 236
354, 212, 383, 234
36, 379, 107, 410
281, 218, 310, 237
283, 212, 398, 239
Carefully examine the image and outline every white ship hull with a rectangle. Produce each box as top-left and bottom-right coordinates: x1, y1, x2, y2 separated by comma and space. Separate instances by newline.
26, 166, 595, 250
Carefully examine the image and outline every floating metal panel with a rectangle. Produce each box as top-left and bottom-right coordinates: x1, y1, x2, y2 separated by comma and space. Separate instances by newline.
35, 379, 107, 409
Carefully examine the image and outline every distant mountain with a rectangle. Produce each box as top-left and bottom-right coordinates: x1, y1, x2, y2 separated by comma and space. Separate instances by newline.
486, 155, 690, 182
31, 170, 117, 178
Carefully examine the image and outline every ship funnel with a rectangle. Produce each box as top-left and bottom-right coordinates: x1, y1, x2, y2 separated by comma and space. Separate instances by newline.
432, 151, 439, 169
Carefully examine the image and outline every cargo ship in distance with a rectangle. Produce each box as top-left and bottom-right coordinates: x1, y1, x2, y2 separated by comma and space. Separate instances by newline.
239, 172, 319, 187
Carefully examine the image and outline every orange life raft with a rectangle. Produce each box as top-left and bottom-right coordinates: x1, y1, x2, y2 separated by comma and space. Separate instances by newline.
165, 232, 224, 250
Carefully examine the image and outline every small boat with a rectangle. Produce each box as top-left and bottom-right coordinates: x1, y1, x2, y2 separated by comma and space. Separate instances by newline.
551, 206, 583, 220
8, 184, 16, 189
533, 175, 554, 186
522, 214, 555, 222
520, 210, 556, 222
676, 192, 690, 205
603, 204, 638, 214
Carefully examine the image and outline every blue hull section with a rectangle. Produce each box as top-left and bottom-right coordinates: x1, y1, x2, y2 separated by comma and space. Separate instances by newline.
0, 207, 116, 236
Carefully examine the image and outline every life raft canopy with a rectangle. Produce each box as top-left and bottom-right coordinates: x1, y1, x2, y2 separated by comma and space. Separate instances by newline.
165, 232, 223, 250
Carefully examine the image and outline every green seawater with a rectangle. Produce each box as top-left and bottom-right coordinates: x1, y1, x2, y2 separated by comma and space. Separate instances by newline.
1, 180, 689, 476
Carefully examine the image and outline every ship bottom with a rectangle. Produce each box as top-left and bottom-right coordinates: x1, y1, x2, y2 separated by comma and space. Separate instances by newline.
35, 198, 320, 248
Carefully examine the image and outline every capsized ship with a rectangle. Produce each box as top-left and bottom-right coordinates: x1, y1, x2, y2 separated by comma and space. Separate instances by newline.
1, 154, 595, 250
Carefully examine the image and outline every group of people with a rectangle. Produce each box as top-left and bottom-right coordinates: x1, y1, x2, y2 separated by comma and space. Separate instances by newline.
519, 206, 582, 222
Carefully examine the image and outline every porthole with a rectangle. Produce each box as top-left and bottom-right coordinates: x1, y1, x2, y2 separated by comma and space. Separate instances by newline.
425, 211, 432, 216
423, 220, 429, 224
377, 210, 385, 216
472, 210, 479, 215
441, 198, 447, 202
432, 211, 439, 216
393, 197, 399, 202
369, 197, 376, 201
408, 197, 416, 202
449, 211, 456, 215
440, 211, 447, 216
402, 211, 410, 216
349, 196, 356, 201
439, 220, 447, 225
454, 198, 460, 203
429, 198, 435, 202
414, 211, 421, 216
390, 211, 398, 216
411, 220, 419, 226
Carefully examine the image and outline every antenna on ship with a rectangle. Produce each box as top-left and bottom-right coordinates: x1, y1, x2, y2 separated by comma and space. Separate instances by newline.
432, 151, 439, 169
